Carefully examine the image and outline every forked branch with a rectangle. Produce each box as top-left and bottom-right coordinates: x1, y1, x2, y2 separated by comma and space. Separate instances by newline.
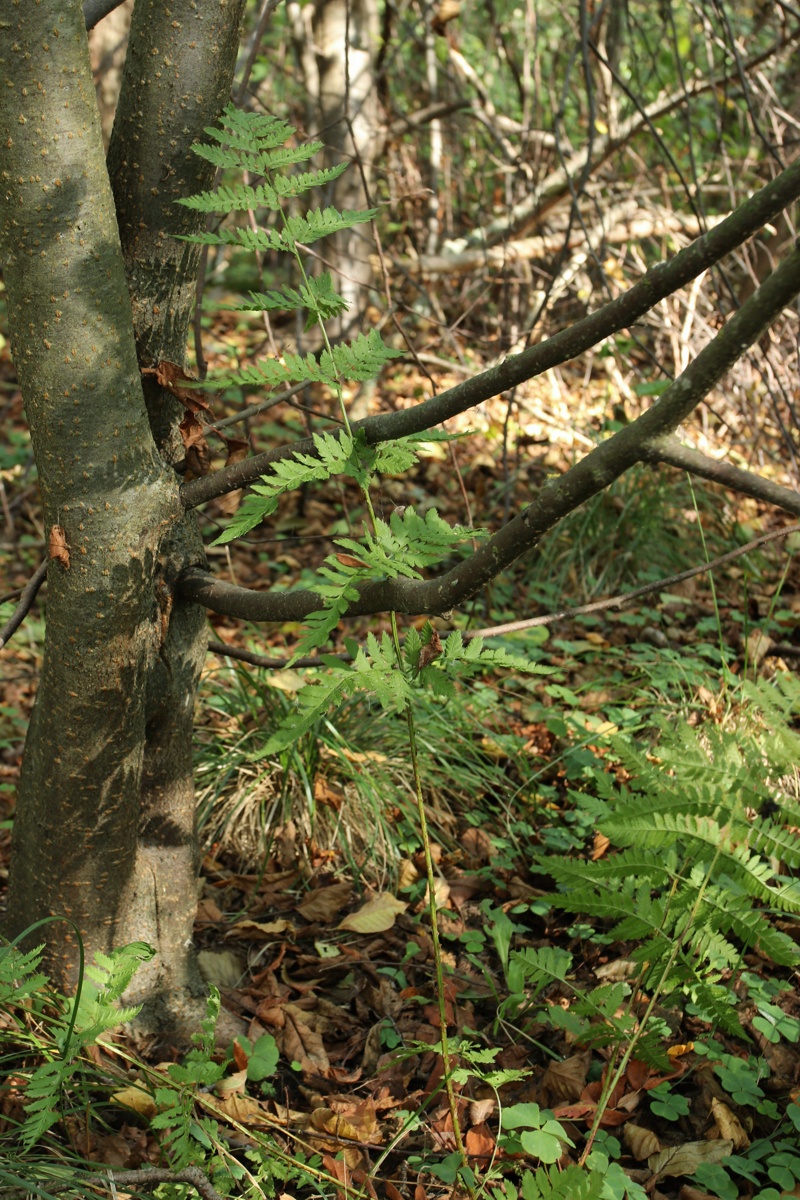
181, 156, 800, 509
178, 244, 800, 623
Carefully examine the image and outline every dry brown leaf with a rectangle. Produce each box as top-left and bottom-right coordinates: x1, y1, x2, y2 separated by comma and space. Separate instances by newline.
226, 918, 291, 940
111, 1085, 157, 1121
649, 1139, 734, 1180
212, 1091, 271, 1127
465, 1121, 495, 1162
49, 524, 70, 569
338, 892, 408, 933
591, 832, 611, 860
710, 1097, 750, 1149
459, 827, 495, 863
282, 1004, 330, 1073
541, 1052, 591, 1104
595, 958, 638, 981
469, 1097, 496, 1125
313, 777, 346, 811
746, 630, 773, 666
298, 882, 353, 923
398, 858, 420, 889
216, 1068, 248, 1099
624, 1122, 661, 1160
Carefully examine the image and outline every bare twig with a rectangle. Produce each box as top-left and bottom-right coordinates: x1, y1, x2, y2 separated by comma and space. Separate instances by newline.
207, 640, 353, 669
465, 523, 800, 640
107, 1168, 225, 1200
0, 560, 47, 650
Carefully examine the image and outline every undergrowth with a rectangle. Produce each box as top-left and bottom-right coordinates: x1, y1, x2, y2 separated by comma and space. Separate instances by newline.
6, 103, 800, 1200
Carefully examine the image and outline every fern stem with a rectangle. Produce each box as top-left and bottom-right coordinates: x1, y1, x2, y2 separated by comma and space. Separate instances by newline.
579, 842, 725, 1165
389, 610, 470, 1181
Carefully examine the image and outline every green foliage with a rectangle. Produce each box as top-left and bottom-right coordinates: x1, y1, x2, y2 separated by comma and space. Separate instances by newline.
0, 938, 154, 1151
262, 621, 549, 752
529, 681, 800, 1029
150, 990, 226, 1168
177, 104, 399, 396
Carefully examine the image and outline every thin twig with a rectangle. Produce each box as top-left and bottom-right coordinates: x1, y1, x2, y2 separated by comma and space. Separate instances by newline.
465, 523, 800, 640
0, 560, 48, 650
108, 1168, 224, 1200
207, 640, 353, 669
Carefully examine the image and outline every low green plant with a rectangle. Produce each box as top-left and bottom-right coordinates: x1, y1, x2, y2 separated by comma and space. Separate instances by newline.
0, 932, 154, 1152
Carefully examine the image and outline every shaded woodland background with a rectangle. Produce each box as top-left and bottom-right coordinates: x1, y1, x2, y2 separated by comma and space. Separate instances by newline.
3, 2, 800, 1198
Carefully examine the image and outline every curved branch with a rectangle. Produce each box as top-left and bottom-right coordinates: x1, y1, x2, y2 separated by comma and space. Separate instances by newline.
181, 157, 800, 509
0, 560, 48, 650
646, 436, 800, 516
178, 245, 800, 623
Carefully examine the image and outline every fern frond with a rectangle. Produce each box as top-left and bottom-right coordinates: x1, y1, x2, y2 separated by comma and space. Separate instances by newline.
259, 671, 356, 755
231, 273, 349, 328
508, 946, 573, 996
325, 329, 403, 380
177, 166, 350, 214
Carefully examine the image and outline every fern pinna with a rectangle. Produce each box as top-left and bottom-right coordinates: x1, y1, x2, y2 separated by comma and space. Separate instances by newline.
510, 678, 800, 1063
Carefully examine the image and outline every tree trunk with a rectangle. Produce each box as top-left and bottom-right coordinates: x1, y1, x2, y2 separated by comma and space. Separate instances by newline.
1, 0, 244, 1046
313, 0, 382, 334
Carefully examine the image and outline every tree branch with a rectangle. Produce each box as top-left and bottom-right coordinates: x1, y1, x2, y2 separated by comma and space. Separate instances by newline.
646, 436, 800, 516
181, 157, 800, 509
205, 522, 800, 667
0, 561, 48, 651
178, 244, 800, 623
207, 640, 353, 669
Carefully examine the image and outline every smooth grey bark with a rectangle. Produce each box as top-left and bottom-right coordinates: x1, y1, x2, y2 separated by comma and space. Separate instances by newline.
104, 0, 246, 1031
1, 0, 179, 987
312, 0, 382, 332
2, 0, 245, 1042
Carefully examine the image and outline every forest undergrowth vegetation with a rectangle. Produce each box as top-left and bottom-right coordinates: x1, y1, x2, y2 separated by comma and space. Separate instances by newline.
2, 96, 800, 1200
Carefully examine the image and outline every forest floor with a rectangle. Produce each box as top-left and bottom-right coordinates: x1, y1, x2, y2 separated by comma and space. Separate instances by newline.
2, 301, 800, 1200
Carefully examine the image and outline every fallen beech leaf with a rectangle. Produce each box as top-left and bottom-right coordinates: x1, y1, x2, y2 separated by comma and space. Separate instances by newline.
541, 1052, 591, 1104
710, 1097, 750, 1149
465, 1121, 495, 1162
398, 858, 420, 889
649, 1139, 733, 1179
469, 1097, 496, 1125
334, 553, 370, 569
264, 669, 307, 694
298, 882, 353, 923
595, 958, 637, 981
216, 1068, 248, 1098
282, 1005, 330, 1073
197, 948, 245, 987
111, 1085, 157, 1120
338, 892, 408, 933
212, 1091, 270, 1126
591, 832, 611, 860
624, 1122, 661, 1160
226, 918, 291, 939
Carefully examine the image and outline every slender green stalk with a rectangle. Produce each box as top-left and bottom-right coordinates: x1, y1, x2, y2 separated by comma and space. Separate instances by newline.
389, 609, 469, 1174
